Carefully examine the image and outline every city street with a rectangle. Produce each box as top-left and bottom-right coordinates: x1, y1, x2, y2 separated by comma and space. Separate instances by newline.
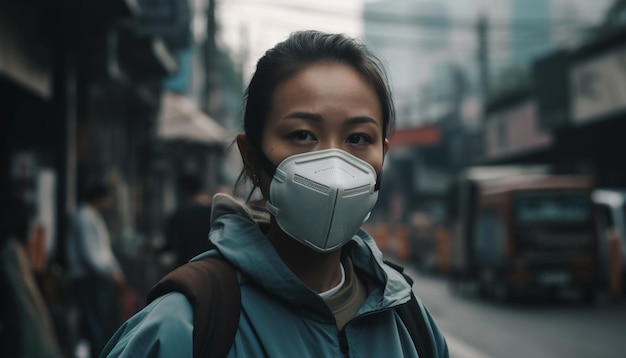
4, 1, 626, 357
405, 266, 626, 358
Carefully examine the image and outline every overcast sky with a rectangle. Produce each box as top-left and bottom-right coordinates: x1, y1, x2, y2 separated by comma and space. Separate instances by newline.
215, 0, 612, 126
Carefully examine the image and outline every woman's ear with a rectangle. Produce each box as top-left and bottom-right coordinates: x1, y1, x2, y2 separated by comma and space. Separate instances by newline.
383, 137, 390, 157
236, 133, 258, 178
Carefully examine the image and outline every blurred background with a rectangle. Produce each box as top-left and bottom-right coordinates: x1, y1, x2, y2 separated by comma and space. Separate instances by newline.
1, 0, 626, 357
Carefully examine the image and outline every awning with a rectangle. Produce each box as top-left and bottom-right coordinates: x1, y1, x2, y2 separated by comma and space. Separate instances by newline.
156, 92, 228, 145
109, 24, 179, 82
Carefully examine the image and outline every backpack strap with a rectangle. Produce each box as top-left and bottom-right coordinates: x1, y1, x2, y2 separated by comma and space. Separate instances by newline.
384, 260, 434, 358
395, 292, 434, 358
147, 256, 241, 358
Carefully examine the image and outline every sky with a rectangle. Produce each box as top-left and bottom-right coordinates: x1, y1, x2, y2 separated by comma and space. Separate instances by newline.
215, 0, 613, 126
216, 0, 364, 83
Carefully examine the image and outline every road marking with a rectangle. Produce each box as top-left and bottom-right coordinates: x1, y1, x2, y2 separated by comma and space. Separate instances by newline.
445, 332, 492, 358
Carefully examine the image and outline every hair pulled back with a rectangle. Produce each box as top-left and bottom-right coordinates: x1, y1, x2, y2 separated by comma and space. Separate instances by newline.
243, 30, 395, 155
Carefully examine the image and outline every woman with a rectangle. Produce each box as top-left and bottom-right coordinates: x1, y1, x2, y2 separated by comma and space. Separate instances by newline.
101, 30, 448, 358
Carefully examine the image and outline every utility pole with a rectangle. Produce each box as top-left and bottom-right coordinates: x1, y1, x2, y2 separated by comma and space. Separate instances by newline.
476, 14, 490, 119
203, 0, 219, 119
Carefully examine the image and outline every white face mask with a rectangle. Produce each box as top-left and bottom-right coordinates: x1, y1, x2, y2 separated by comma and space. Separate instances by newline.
265, 149, 379, 252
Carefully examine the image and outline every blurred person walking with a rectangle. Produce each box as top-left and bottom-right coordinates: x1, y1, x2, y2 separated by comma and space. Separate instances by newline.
160, 173, 214, 269
65, 183, 126, 358
0, 188, 62, 358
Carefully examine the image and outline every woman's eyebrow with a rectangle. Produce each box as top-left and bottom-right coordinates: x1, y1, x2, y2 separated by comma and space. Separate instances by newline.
283, 112, 322, 122
344, 116, 379, 127
282, 113, 379, 127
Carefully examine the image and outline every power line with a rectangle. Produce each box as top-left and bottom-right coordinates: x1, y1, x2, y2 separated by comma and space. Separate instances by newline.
222, 0, 608, 31
364, 11, 596, 30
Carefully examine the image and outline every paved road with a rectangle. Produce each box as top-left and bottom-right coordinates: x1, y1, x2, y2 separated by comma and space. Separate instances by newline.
404, 266, 626, 358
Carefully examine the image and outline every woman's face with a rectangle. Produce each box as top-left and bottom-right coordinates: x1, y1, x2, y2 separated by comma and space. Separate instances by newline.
259, 63, 389, 186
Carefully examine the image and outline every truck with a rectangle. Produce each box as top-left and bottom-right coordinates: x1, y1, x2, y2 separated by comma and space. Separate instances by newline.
446, 166, 600, 302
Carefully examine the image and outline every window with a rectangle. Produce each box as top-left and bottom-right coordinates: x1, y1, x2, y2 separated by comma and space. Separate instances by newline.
514, 190, 590, 223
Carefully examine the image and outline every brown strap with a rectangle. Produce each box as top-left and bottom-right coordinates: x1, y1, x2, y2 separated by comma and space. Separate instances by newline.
147, 257, 241, 358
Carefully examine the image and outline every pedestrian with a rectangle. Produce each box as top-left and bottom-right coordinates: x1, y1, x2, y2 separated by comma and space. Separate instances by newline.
65, 183, 126, 358
160, 173, 214, 269
101, 30, 449, 357
0, 188, 63, 358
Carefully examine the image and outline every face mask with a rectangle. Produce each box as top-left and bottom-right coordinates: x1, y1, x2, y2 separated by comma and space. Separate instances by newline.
265, 149, 379, 252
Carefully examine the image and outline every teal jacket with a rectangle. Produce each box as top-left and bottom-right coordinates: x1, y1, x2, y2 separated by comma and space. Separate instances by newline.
101, 194, 448, 357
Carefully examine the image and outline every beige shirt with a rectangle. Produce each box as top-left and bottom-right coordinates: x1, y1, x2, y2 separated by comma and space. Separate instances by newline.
323, 257, 368, 330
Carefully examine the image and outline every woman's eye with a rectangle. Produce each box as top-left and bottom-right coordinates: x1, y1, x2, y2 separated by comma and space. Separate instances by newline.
347, 133, 371, 145
289, 130, 315, 141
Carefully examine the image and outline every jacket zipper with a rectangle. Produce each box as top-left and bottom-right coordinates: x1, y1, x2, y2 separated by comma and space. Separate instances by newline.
338, 302, 410, 357
339, 329, 349, 357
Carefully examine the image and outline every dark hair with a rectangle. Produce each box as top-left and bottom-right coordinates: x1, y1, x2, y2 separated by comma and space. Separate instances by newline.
243, 30, 396, 160
0, 190, 29, 244
83, 183, 110, 203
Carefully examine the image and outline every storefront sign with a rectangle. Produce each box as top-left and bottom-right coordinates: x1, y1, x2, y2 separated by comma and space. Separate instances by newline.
485, 99, 553, 160
570, 45, 626, 124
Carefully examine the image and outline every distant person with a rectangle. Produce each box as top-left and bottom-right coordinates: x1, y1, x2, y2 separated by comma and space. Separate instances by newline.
65, 183, 125, 358
0, 188, 62, 358
161, 173, 214, 268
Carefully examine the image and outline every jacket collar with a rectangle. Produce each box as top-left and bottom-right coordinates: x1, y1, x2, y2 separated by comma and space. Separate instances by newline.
205, 194, 412, 319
